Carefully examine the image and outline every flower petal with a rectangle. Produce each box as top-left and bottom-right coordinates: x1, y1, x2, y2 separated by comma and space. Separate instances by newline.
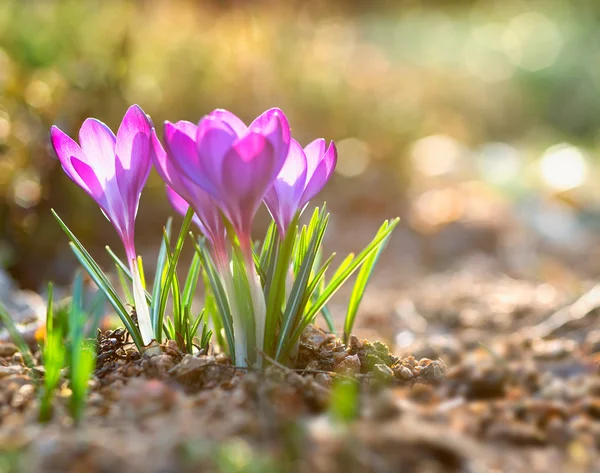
78, 118, 117, 184
206, 109, 248, 138
303, 138, 327, 180
163, 120, 199, 172
71, 157, 129, 245
249, 108, 291, 150
162, 120, 221, 199
221, 132, 276, 232
264, 139, 307, 235
50, 126, 94, 194
151, 128, 189, 198
300, 140, 337, 207
192, 116, 238, 198
153, 129, 225, 246
115, 104, 152, 196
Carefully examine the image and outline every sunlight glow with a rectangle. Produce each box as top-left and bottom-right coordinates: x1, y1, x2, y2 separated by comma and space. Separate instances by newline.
539, 143, 587, 191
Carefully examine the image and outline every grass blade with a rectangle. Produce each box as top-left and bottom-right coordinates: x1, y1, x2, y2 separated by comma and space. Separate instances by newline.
288, 218, 399, 356
343, 222, 394, 343
150, 218, 172, 335
275, 209, 329, 361
263, 214, 298, 356
155, 209, 193, 343
52, 209, 144, 350
194, 236, 235, 358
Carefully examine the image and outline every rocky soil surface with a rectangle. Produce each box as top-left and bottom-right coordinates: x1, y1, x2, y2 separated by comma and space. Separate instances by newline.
1, 260, 600, 472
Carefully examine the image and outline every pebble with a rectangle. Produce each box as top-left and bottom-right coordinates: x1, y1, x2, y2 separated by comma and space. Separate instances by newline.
142, 353, 176, 378
314, 373, 333, 388
396, 365, 414, 381
0, 342, 18, 357
335, 354, 361, 376
372, 363, 394, 382
347, 334, 363, 353
0, 365, 24, 378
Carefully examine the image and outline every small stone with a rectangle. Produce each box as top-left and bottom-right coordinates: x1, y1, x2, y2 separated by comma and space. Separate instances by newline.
168, 354, 230, 390
0, 342, 18, 357
12, 352, 23, 364
142, 354, 175, 378
314, 373, 332, 387
300, 325, 327, 348
372, 363, 394, 382
11, 383, 35, 408
347, 334, 363, 354
333, 351, 348, 364
335, 354, 361, 376
0, 366, 24, 379
396, 365, 414, 381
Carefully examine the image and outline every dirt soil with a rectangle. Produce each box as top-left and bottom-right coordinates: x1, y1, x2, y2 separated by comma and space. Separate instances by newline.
1, 260, 600, 473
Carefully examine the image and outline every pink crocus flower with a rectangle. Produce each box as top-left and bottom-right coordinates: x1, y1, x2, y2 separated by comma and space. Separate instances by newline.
264, 138, 337, 237
162, 108, 291, 254
161, 108, 290, 366
50, 105, 154, 345
150, 129, 227, 267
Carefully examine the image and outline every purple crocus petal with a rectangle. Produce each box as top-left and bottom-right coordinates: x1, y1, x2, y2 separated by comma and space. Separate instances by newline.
115, 105, 152, 210
206, 109, 248, 138
152, 129, 225, 248
50, 126, 96, 197
249, 108, 291, 149
165, 185, 206, 233
163, 120, 219, 200
192, 116, 239, 199
163, 120, 199, 175
303, 139, 327, 179
221, 132, 276, 234
300, 140, 337, 207
151, 128, 192, 201
264, 139, 307, 235
70, 157, 108, 209
78, 118, 117, 184
249, 108, 291, 177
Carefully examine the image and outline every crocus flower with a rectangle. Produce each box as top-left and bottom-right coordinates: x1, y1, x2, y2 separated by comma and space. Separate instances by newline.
50, 105, 154, 345
150, 129, 227, 266
163, 108, 291, 252
160, 108, 290, 366
264, 138, 337, 236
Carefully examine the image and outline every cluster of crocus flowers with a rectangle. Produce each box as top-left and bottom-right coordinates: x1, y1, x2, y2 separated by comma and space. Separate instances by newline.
50, 104, 337, 365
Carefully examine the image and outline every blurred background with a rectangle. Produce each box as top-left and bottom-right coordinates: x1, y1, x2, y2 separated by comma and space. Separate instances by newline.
1, 0, 600, 292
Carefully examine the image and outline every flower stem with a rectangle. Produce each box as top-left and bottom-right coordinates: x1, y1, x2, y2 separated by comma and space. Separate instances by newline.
240, 237, 266, 368
217, 259, 248, 367
126, 249, 153, 346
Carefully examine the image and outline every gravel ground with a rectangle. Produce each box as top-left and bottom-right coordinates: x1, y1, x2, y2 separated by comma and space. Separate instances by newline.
1, 253, 599, 473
